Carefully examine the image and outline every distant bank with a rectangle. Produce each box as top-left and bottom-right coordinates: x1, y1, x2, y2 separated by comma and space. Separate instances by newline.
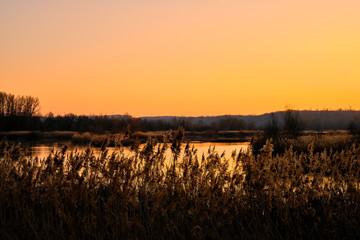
135, 110, 360, 131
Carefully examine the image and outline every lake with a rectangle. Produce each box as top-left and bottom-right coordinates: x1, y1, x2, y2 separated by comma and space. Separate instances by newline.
26, 142, 251, 160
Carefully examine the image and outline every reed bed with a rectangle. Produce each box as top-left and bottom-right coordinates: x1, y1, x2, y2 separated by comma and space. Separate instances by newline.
251, 132, 357, 155
0, 128, 360, 239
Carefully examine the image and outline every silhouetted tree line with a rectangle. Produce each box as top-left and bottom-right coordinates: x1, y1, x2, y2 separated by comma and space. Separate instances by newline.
0, 93, 254, 132
263, 110, 305, 139
1, 92, 256, 132
2, 91, 360, 133
39, 115, 253, 133
34, 112, 360, 133
41, 113, 133, 133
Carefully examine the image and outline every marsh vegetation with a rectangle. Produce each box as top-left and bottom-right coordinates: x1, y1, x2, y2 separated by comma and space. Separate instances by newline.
1, 127, 360, 239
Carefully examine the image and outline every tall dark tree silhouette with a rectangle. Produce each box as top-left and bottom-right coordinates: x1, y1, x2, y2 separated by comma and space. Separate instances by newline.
264, 112, 279, 139
283, 110, 304, 137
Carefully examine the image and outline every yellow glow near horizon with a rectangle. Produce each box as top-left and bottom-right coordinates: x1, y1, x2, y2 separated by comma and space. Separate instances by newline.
1, 0, 360, 116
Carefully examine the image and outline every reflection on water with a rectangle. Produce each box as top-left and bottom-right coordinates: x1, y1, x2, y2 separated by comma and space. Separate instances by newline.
27, 142, 250, 160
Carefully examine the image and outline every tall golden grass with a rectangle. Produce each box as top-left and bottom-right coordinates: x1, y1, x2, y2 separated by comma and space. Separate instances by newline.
251, 131, 358, 155
0, 128, 359, 239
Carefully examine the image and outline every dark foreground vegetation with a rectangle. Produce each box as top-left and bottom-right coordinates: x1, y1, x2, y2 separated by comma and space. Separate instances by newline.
1, 128, 360, 239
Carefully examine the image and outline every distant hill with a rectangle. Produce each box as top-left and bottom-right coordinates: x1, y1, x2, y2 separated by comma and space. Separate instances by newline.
132, 110, 360, 130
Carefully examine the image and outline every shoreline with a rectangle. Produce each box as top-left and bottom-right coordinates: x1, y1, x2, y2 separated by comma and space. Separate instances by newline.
0, 130, 255, 146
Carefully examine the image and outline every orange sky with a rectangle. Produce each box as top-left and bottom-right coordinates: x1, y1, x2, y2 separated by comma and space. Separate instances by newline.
1, 0, 360, 117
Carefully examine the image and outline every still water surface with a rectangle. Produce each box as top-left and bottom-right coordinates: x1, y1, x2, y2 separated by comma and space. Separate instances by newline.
27, 142, 250, 160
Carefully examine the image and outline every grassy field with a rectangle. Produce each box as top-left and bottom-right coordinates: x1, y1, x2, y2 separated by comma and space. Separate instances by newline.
0, 128, 360, 239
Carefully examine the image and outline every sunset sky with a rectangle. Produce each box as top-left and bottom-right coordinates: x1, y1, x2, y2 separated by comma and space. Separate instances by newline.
1, 0, 360, 117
